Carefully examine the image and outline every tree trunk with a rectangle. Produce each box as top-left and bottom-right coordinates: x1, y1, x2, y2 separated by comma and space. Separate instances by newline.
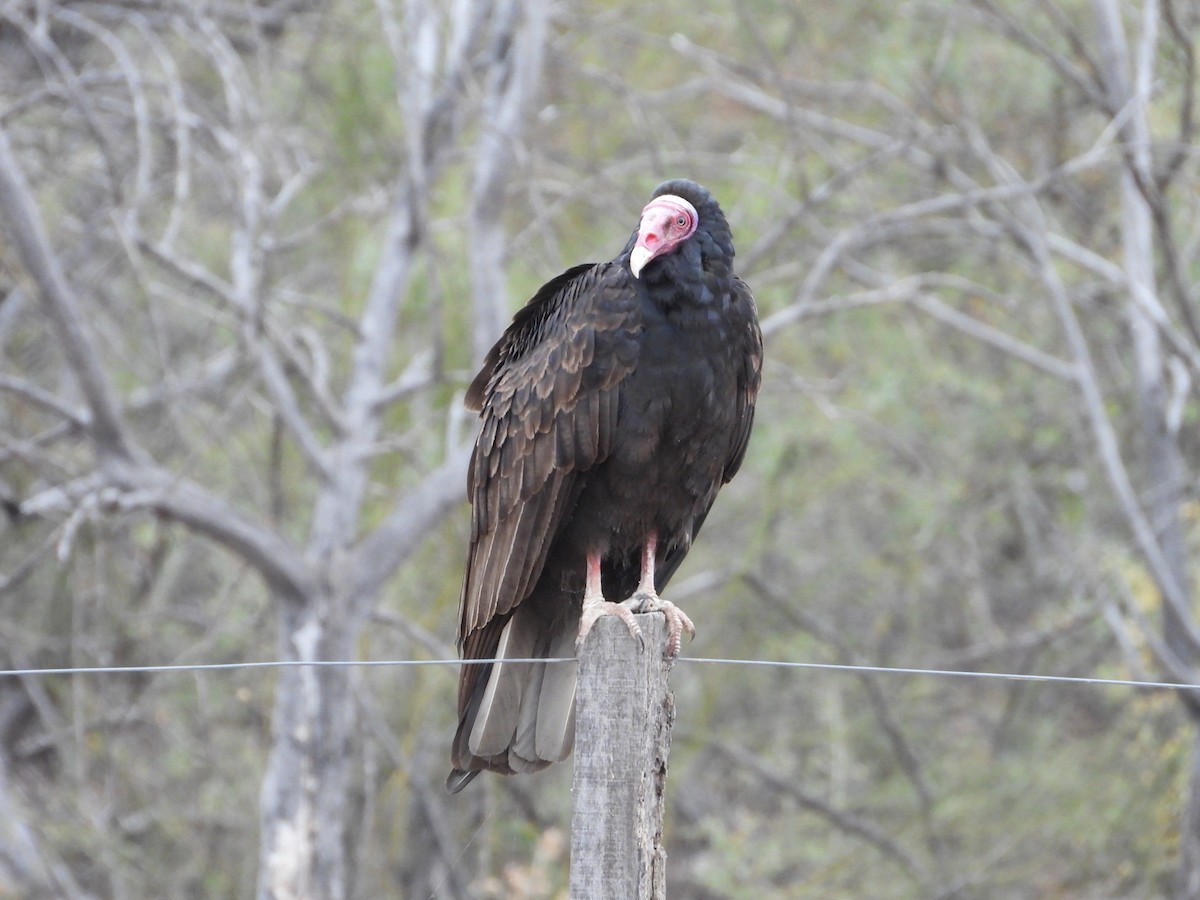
1181, 732, 1200, 900
250, 1, 552, 892
1091, 1, 1200, 893
257, 595, 363, 900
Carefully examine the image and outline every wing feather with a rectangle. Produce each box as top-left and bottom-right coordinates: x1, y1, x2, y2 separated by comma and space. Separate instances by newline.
457, 264, 641, 674
723, 276, 763, 482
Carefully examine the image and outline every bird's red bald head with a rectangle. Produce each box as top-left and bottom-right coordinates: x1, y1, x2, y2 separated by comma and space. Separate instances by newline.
629, 194, 698, 278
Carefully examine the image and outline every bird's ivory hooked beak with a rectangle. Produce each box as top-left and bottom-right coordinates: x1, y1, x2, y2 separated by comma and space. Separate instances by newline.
629, 245, 652, 279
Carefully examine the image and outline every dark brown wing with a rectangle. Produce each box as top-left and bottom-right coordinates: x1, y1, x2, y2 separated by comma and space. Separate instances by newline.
456, 262, 641, 713
723, 276, 763, 482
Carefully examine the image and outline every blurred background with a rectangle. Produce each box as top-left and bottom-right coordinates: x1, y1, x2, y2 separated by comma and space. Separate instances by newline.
1, 0, 1198, 896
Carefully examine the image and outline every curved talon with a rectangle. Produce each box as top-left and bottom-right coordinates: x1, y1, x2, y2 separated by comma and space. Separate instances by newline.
577, 598, 645, 652
622, 591, 695, 659
665, 601, 696, 659
659, 599, 695, 659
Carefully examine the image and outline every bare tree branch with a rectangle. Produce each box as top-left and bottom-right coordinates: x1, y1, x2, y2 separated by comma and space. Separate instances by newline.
251, 340, 334, 482
1010, 186, 1200, 659
347, 441, 471, 609
712, 741, 928, 884
911, 294, 1079, 381
971, 0, 1109, 109
0, 7, 122, 199
467, 0, 550, 362
17, 461, 317, 602
1092, 0, 1200, 351
746, 574, 942, 859
0, 757, 95, 899
0, 123, 138, 463
108, 463, 318, 602
1159, 0, 1196, 186
0, 375, 88, 428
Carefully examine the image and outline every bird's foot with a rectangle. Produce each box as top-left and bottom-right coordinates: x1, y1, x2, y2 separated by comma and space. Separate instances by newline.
577, 596, 645, 652
622, 590, 695, 659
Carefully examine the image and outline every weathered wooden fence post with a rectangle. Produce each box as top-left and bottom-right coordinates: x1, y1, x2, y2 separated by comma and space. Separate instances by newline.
570, 612, 676, 899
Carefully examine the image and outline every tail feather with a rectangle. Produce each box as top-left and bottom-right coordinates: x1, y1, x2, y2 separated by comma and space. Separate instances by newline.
534, 628, 577, 761
469, 612, 536, 756
445, 768, 478, 793
509, 649, 548, 772
449, 603, 578, 789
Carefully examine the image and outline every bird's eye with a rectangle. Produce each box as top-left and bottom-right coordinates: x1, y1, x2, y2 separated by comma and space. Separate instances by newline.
675, 215, 688, 228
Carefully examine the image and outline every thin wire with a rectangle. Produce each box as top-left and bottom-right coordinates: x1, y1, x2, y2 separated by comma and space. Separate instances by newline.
0, 656, 1194, 692
680, 657, 1197, 691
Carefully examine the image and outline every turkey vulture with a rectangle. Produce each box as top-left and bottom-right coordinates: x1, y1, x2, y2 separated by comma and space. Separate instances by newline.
447, 179, 762, 792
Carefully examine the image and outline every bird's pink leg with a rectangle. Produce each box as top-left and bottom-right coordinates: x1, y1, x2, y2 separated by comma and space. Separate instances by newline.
623, 531, 696, 658
576, 551, 644, 651
635, 530, 659, 596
